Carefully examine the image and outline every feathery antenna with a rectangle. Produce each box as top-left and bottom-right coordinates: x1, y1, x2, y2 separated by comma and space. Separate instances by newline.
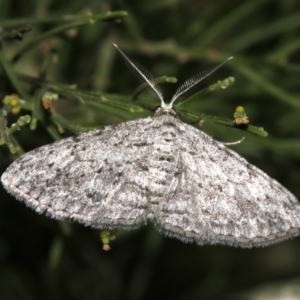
114, 43, 233, 109
170, 56, 233, 106
113, 43, 165, 106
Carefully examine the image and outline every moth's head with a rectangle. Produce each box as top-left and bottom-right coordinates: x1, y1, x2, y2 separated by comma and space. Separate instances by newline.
154, 103, 177, 117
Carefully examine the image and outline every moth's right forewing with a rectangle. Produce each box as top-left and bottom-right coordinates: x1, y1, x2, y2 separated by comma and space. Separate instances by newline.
1, 117, 155, 228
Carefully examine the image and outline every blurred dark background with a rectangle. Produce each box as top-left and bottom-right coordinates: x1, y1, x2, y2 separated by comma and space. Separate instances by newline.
1, 0, 300, 299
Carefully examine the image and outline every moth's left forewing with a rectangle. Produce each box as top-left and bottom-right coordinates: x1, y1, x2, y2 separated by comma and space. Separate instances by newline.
155, 122, 300, 247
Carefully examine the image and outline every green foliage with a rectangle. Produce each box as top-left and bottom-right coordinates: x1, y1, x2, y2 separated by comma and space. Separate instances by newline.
0, 1, 300, 299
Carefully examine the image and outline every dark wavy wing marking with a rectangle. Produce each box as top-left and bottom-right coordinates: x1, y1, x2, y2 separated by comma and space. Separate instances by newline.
155, 122, 300, 247
1, 117, 156, 229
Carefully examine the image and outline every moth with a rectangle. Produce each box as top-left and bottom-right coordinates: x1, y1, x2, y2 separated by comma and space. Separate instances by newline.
2, 44, 300, 248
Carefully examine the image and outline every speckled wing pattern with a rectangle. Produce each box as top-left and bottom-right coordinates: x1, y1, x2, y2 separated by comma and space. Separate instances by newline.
154, 121, 300, 247
2, 110, 300, 248
2, 117, 157, 229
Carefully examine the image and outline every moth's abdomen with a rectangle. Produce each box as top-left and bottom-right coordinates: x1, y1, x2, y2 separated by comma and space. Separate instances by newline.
147, 123, 180, 211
